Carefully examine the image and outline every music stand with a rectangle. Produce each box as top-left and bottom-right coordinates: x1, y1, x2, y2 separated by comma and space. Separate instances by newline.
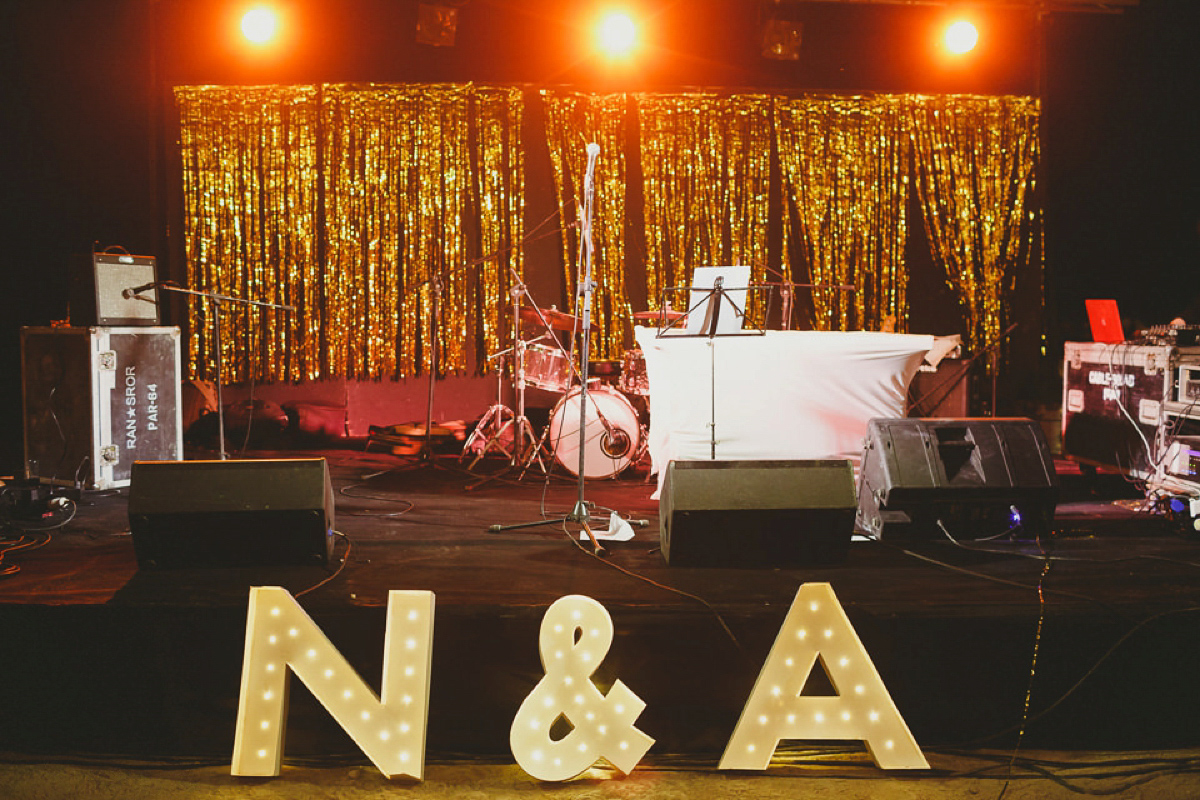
656, 272, 770, 459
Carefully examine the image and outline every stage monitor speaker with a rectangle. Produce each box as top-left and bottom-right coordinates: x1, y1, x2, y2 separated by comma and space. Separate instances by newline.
659, 460, 856, 567
71, 252, 159, 326
128, 458, 334, 568
856, 417, 1058, 541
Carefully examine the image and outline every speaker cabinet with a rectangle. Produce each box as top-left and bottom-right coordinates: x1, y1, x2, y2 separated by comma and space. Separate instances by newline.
70, 252, 160, 327
128, 458, 334, 568
856, 418, 1058, 541
659, 460, 856, 567
907, 360, 970, 418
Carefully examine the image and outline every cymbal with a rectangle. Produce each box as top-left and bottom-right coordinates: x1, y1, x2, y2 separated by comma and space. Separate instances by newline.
632, 309, 686, 322
519, 306, 580, 331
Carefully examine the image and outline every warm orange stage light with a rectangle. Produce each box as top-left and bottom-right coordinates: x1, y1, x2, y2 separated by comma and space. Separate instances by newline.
596, 10, 638, 58
241, 7, 280, 45
943, 20, 979, 55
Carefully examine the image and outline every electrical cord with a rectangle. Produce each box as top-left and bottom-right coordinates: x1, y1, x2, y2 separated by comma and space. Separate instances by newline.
934, 519, 1200, 568
294, 531, 352, 598
559, 518, 742, 652
337, 476, 417, 518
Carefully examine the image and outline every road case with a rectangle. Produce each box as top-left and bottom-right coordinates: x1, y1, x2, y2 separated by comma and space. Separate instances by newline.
21, 326, 183, 490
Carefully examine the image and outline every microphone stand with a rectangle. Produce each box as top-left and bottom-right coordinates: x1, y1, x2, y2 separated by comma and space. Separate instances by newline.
153, 282, 295, 460
406, 218, 573, 469
572, 143, 601, 523
489, 143, 640, 551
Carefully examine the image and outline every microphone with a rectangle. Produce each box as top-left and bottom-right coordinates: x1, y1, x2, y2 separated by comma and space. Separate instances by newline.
584, 143, 600, 191
122, 281, 158, 299
600, 427, 631, 459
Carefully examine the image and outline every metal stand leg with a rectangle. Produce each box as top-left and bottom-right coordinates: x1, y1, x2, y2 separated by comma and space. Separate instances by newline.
517, 419, 553, 480
461, 403, 515, 467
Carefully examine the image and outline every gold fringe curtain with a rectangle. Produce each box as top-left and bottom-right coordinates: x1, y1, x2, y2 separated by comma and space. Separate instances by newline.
179, 86, 1040, 379
176, 86, 321, 382
775, 95, 911, 332
636, 93, 773, 325
322, 83, 475, 379
176, 83, 523, 382
474, 87, 527, 359
540, 91, 630, 361
907, 95, 1041, 355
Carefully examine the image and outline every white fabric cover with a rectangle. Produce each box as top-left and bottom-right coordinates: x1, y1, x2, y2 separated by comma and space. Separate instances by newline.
634, 329, 935, 495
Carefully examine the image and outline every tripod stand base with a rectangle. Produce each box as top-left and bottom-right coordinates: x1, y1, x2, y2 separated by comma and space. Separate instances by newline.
488, 501, 609, 552
462, 404, 515, 466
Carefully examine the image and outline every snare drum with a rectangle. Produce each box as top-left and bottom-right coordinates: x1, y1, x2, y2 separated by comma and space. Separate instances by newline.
523, 344, 571, 392
618, 348, 649, 396
548, 385, 641, 479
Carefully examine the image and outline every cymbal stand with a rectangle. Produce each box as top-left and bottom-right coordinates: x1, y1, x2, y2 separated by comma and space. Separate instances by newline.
507, 279, 546, 471
464, 280, 547, 474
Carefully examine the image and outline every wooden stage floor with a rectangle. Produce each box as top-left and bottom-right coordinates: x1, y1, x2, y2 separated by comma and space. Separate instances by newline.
1, 448, 1199, 762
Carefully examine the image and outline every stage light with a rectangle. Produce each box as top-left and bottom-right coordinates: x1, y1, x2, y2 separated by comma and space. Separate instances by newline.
241, 7, 280, 45
943, 20, 979, 55
596, 10, 638, 58
416, 3, 458, 47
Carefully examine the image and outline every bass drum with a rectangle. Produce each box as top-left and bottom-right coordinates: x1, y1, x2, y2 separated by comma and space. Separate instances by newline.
547, 385, 641, 479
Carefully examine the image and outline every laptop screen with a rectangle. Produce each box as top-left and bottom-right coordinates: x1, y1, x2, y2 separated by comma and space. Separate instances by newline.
1085, 299, 1125, 344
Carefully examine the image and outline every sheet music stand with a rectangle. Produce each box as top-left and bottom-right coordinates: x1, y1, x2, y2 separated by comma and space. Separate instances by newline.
655, 273, 770, 458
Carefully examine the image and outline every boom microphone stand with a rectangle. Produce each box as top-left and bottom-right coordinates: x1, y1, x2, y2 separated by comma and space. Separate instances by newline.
144, 281, 295, 460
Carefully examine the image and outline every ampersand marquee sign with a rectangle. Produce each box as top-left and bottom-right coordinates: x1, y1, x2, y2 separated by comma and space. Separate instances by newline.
509, 594, 656, 780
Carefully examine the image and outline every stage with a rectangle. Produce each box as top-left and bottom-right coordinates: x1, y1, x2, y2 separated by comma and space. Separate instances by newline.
1, 447, 1198, 766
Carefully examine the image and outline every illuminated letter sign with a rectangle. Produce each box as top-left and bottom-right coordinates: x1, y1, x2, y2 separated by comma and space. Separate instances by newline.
510, 595, 655, 781
231, 587, 434, 779
720, 583, 928, 771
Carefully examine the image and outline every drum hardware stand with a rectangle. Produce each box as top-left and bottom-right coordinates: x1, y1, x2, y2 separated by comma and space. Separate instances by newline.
461, 350, 517, 466
464, 280, 556, 481
407, 228, 568, 470
150, 281, 295, 460
491, 143, 645, 549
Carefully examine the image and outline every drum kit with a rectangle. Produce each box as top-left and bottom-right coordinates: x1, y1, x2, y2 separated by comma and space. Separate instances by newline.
462, 293, 685, 480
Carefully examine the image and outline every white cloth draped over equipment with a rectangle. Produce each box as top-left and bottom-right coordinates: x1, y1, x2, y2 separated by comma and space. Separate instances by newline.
634, 328, 947, 495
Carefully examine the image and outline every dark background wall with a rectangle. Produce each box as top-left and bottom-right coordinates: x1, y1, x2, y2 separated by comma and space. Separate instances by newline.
1, 0, 1197, 474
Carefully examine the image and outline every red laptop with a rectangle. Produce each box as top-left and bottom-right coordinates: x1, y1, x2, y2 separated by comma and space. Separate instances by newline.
1085, 299, 1125, 344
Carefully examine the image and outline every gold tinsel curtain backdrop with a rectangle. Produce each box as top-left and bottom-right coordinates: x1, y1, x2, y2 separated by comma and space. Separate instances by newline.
539, 91, 632, 362
177, 87, 1039, 382
908, 95, 1041, 356
175, 84, 524, 382
635, 93, 774, 328
776, 95, 911, 333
